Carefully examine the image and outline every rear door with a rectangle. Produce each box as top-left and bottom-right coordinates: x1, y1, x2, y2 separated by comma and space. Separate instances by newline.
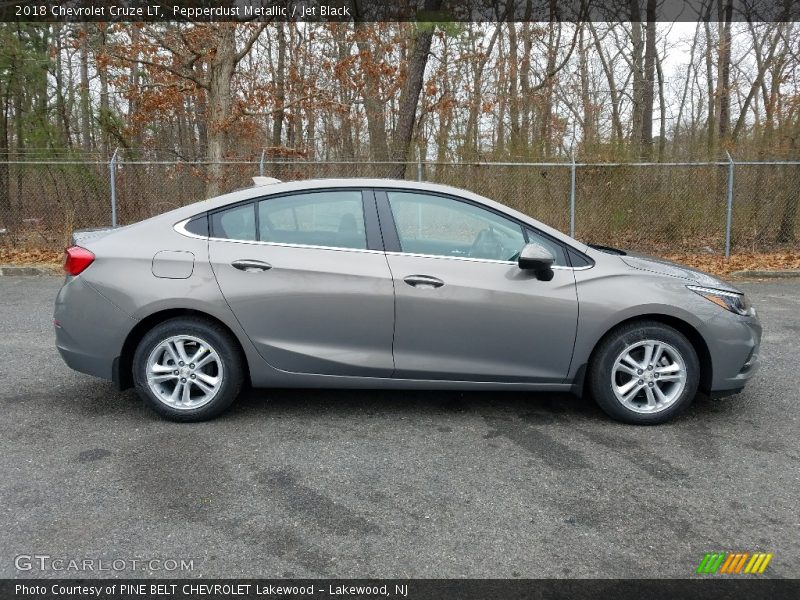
209, 188, 395, 377
378, 189, 579, 383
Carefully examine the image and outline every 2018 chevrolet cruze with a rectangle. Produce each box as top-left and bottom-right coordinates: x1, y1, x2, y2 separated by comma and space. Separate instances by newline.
54, 178, 761, 424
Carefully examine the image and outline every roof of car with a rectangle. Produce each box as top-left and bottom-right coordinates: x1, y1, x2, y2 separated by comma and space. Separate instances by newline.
204, 178, 467, 209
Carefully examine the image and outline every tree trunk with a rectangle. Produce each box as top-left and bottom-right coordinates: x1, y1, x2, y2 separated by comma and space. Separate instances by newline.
436, 36, 451, 162
673, 21, 701, 155
128, 27, 140, 148
462, 23, 501, 160
519, 22, 532, 156
716, 0, 733, 142
641, 0, 657, 159
703, 6, 716, 154
354, 22, 390, 163
656, 51, 666, 161
495, 38, 506, 158
194, 90, 208, 160
335, 26, 355, 159
538, 18, 559, 157
206, 26, 236, 197
507, 23, 521, 157
53, 25, 71, 147
578, 24, 594, 154
589, 23, 623, 147
97, 26, 111, 157
271, 24, 286, 149
388, 1, 442, 179
79, 23, 92, 151
732, 21, 784, 142
629, 1, 644, 158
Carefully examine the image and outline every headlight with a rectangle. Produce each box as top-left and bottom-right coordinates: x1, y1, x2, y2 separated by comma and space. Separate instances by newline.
687, 285, 753, 316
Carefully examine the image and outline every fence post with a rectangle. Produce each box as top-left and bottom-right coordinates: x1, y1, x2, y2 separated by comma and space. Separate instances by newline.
259, 149, 266, 177
725, 151, 734, 259
109, 148, 119, 228
570, 152, 577, 238
417, 156, 423, 182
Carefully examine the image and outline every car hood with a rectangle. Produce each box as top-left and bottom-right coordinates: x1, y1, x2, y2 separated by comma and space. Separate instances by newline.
620, 253, 741, 293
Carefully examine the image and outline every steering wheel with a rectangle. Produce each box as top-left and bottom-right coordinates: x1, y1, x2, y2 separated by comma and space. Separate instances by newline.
469, 228, 505, 260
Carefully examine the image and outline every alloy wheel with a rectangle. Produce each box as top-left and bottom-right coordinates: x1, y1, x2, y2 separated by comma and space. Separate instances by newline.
145, 335, 224, 410
611, 339, 687, 414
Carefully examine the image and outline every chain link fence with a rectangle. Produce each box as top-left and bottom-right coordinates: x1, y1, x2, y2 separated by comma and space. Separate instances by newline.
0, 156, 798, 257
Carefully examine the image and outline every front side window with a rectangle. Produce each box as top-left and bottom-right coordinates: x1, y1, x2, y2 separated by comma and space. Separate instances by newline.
258, 191, 366, 250
387, 191, 526, 261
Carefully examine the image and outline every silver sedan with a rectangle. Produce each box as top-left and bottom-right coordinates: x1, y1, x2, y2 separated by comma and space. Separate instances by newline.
54, 178, 761, 424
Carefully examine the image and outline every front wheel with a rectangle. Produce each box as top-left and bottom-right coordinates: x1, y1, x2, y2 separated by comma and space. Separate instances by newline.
132, 317, 244, 422
589, 321, 699, 425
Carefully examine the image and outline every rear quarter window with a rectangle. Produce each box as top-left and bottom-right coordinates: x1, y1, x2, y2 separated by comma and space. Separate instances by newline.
184, 215, 208, 237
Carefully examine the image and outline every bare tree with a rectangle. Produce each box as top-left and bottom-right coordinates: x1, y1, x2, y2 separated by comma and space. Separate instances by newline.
628, 0, 645, 157
716, 0, 734, 142
640, 0, 657, 159
389, 0, 443, 177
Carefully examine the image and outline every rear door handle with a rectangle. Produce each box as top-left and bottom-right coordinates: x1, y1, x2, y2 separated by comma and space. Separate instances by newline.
232, 259, 272, 272
403, 275, 444, 289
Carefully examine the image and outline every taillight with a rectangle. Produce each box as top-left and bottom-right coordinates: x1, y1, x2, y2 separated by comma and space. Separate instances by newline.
64, 246, 95, 276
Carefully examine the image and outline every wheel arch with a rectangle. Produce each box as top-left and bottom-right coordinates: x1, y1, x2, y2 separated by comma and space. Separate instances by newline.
578, 313, 713, 395
115, 308, 251, 390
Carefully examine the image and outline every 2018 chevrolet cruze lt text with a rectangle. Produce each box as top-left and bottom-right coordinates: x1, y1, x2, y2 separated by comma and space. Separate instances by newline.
54, 178, 761, 424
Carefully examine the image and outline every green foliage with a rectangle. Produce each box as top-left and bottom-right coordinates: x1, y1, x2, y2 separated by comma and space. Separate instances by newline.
413, 18, 462, 37
0, 23, 59, 151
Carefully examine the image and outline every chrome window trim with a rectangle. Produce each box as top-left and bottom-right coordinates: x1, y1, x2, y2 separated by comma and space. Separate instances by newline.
385, 250, 516, 265
175, 218, 594, 267
384, 250, 591, 270
209, 235, 383, 255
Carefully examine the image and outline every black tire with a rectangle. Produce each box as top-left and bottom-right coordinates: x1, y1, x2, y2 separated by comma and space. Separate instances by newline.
588, 321, 699, 425
132, 317, 244, 422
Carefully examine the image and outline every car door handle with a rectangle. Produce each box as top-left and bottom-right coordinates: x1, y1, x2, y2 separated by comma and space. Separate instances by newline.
232, 259, 272, 272
403, 275, 444, 289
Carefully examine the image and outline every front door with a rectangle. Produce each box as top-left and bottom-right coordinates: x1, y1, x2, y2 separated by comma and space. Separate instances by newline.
209, 189, 395, 377
380, 190, 579, 383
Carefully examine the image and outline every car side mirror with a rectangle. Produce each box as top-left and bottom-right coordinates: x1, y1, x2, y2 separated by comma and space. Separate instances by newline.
518, 243, 555, 280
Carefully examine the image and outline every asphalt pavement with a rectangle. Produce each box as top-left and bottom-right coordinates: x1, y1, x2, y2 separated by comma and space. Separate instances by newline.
1, 276, 798, 578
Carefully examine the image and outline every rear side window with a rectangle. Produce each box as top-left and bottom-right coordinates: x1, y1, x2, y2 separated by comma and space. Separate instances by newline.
258, 191, 366, 250
211, 204, 256, 241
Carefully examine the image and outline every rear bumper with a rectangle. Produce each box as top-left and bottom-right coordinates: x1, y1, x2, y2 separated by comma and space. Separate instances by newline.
54, 276, 134, 381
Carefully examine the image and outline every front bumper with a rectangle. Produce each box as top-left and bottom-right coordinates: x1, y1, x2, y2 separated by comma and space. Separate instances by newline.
54, 276, 134, 381
699, 310, 762, 393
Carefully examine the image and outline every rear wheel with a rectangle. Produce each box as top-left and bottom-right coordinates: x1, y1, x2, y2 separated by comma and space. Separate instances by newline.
589, 321, 699, 424
133, 317, 244, 422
